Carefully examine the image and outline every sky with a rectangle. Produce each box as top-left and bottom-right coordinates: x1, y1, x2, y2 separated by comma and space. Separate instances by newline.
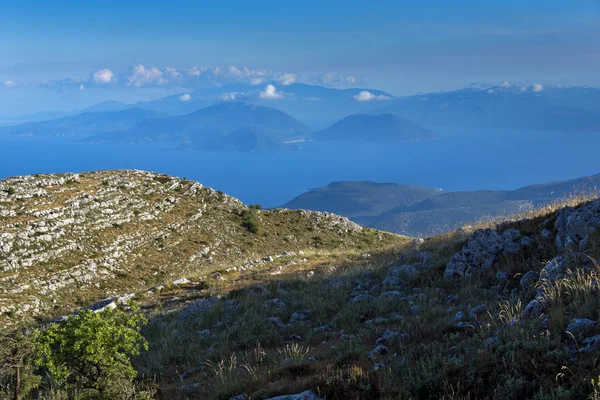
0, 0, 599, 115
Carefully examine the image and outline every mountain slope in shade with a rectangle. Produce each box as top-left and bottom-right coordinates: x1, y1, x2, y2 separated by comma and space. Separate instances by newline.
313, 114, 434, 142
282, 181, 442, 217
89, 102, 308, 145
0, 108, 161, 137
181, 128, 299, 152
282, 173, 600, 237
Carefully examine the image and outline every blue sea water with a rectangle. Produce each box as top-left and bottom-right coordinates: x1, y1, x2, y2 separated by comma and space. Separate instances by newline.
1, 128, 599, 207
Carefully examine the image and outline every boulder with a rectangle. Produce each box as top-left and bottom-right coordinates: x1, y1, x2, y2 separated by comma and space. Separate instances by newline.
520, 270, 540, 291
566, 318, 597, 340
537, 253, 592, 296
554, 200, 600, 251
521, 297, 547, 319
444, 228, 522, 279
179, 297, 220, 320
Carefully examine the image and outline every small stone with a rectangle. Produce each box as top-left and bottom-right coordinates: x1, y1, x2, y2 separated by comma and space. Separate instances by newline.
172, 278, 190, 286
520, 270, 540, 291
368, 344, 388, 360
289, 309, 312, 323
469, 304, 487, 320
495, 271, 508, 282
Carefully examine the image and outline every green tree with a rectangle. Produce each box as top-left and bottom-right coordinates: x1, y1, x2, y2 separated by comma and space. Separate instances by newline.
0, 331, 41, 400
34, 302, 148, 399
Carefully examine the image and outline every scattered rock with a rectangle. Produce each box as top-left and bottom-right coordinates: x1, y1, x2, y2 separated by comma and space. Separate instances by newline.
469, 304, 487, 320
376, 330, 399, 346
520, 271, 540, 291
172, 278, 190, 286
289, 309, 312, 323
368, 344, 388, 360
521, 297, 547, 319
566, 318, 597, 340
579, 335, 600, 353
264, 298, 286, 313
444, 228, 523, 279
554, 200, 600, 251
454, 311, 465, 322
179, 297, 220, 320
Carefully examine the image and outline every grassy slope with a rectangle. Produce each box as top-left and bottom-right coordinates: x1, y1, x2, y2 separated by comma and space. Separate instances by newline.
3, 172, 600, 399
132, 195, 600, 399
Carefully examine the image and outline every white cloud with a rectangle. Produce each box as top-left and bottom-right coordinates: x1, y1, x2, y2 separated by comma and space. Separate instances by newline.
219, 92, 241, 101
532, 83, 544, 92
185, 66, 206, 77
179, 93, 191, 102
319, 71, 364, 87
2, 80, 16, 88
353, 90, 390, 102
487, 89, 495, 94
92, 69, 114, 84
259, 84, 283, 100
165, 67, 180, 78
499, 81, 511, 88
40, 64, 278, 91
126, 64, 167, 87
79, 84, 85, 91
278, 73, 297, 86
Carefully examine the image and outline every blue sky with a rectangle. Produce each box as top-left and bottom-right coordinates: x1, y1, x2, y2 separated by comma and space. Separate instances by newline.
0, 0, 599, 115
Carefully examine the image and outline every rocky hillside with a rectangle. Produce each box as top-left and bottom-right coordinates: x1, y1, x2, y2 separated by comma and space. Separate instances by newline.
0, 170, 403, 326
124, 195, 600, 399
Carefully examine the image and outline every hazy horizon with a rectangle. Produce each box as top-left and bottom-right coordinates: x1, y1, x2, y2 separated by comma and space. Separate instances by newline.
1, 0, 599, 116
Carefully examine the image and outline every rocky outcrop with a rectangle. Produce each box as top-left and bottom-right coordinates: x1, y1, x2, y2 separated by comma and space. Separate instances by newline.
555, 200, 600, 251
444, 228, 524, 278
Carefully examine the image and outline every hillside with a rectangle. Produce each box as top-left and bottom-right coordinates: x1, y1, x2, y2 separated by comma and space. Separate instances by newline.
88, 102, 308, 147
2, 171, 600, 399
0, 170, 403, 327
282, 181, 442, 217
283, 174, 600, 237
0, 108, 160, 137
313, 114, 434, 142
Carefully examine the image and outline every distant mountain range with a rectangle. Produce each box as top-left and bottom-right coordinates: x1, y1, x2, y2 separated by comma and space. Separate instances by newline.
88, 102, 308, 152
2, 83, 600, 152
281, 173, 600, 236
313, 113, 434, 142
377, 85, 600, 133
0, 108, 160, 137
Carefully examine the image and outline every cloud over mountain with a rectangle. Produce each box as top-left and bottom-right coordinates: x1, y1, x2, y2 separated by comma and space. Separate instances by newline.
259, 84, 283, 100
353, 90, 391, 102
91, 69, 115, 84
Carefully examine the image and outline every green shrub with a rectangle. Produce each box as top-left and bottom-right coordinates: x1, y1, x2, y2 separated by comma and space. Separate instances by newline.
241, 209, 259, 233
34, 302, 148, 399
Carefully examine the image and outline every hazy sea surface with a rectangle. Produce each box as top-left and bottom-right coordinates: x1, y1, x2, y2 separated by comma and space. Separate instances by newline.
1, 128, 599, 207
